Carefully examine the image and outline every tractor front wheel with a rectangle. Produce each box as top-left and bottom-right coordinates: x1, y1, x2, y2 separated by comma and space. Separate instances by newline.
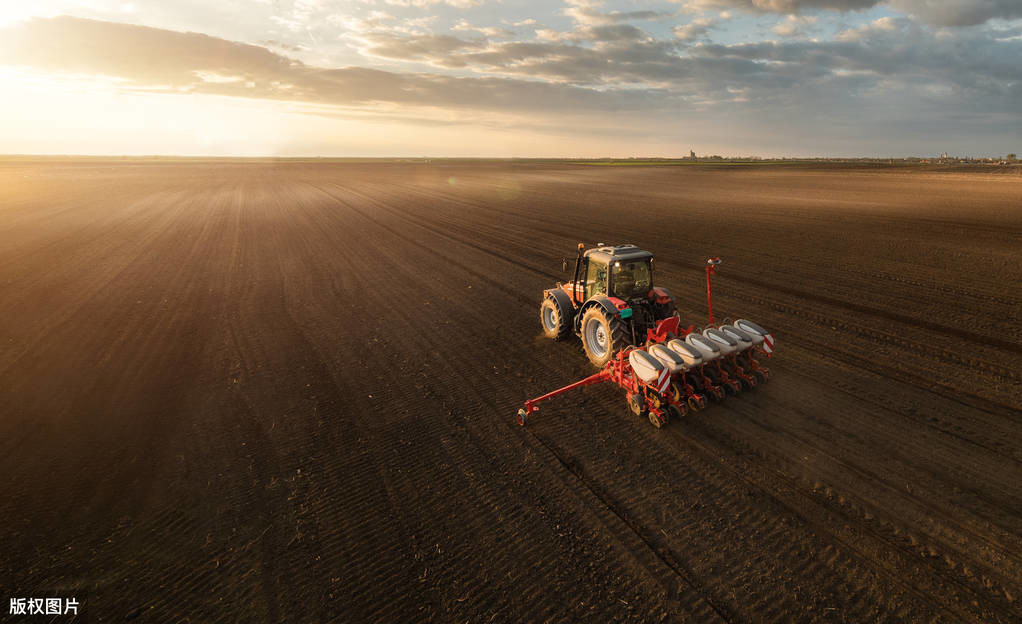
540, 296, 572, 340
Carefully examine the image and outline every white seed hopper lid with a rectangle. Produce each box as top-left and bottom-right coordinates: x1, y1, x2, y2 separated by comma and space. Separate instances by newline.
703, 329, 737, 355
668, 339, 703, 366
722, 326, 754, 350
628, 349, 665, 384
735, 319, 769, 337
685, 333, 720, 361
649, 343, 687, 373
728, 323, 762, 346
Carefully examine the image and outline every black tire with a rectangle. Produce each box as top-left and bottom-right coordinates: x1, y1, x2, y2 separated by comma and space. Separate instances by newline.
628, 393, 647, 417
579, 306, 630, 367
667, 381, 683, 405
540, 295, 572, 340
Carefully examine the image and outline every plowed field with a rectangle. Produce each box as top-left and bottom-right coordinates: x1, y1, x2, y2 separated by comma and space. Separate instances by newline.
1, 160, 1020, 622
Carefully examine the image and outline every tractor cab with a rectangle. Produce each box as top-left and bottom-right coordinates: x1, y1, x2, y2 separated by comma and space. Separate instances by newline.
581, 245, 654, 302
544, 243, 677, 367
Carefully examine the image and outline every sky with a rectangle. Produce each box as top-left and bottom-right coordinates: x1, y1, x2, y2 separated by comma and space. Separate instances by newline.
0, 0, 1019, 158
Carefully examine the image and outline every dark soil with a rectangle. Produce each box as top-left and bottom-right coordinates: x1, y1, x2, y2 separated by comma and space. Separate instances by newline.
1, 160, 1019, 622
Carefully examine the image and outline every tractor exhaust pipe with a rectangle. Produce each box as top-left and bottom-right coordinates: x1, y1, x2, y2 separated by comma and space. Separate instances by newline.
570, 242, 585, 305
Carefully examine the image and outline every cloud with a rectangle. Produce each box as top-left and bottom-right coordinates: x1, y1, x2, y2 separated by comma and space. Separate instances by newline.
0, 13, 1018, 152
0, 16, 664, 117
360, 32, 487, 64
681, 0, 879, 13
383, 0, 485, 8
259, 40, 307, 53
534, 23, 652, 44
673, 17, 718, 41
452, 19, 512, 38
772, 14, 819, 37
564, 0, 671, 26
530, 0, 671, 47
697, 18, 1022, 100
834, 16, 899, 41
683, 0, 1022, 25
0, 17, 298, 88
890, 0, 1022, 27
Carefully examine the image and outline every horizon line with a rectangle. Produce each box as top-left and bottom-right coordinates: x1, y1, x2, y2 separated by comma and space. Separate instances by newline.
1, 153, 1013, 161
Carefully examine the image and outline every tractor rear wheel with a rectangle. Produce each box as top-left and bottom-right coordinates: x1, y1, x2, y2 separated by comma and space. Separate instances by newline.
580, 306, 630, 367
540, 296, 572, 340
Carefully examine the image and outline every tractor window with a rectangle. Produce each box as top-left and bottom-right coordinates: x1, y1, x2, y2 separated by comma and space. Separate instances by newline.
586, 260, 608, 299
611, 259, 652, 299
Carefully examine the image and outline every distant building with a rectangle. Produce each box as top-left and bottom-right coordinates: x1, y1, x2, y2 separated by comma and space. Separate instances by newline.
690, 150, 697, 159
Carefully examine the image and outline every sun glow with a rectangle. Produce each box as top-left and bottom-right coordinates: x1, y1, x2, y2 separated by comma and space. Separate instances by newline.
0, 67, 297, 156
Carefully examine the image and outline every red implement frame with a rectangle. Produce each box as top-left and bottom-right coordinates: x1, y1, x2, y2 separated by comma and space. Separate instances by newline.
516, 349, 676, 427
705, 257, 721, 325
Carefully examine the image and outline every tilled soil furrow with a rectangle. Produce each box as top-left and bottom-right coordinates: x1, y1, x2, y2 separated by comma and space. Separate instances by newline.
2, 162, 1019, 622
315, 194, 718, 620
335, 188, 956, 620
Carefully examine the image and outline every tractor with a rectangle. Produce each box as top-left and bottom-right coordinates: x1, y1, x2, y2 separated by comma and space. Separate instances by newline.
540, 243, 679, 367
520, 245, 776, 428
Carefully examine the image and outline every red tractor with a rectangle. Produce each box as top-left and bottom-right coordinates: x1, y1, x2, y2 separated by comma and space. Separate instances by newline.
540, 243, 680, 367
521, 245, 775, 428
